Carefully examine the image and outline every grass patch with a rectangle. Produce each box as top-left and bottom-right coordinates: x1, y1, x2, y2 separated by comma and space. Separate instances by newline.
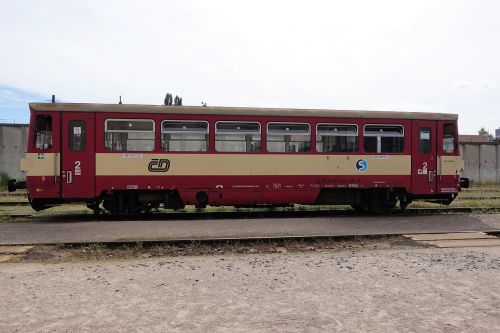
0, 172, 9, 190
37, 205, 92, 215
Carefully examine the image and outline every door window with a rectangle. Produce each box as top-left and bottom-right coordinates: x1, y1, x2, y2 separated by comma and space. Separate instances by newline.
69, 120, 86, 151
418, 127, 431, 153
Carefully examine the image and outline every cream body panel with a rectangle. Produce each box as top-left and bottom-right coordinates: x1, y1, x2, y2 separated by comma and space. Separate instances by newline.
96, 153, 411, 176
21, 153, 60, 177
437, 156, 463, 176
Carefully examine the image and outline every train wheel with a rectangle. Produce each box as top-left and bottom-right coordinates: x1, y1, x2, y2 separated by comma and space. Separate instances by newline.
30, 199, 47, 212
368, 190, 397, 215
399, 195, 412, 211
102, 192, 140, 215
87, 202, 102, 215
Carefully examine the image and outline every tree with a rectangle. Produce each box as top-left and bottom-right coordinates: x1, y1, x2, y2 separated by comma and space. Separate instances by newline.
478, 127, 493, 139
164, 93, 173, 106
165, 93, 182, 106
174, 95, 183, 106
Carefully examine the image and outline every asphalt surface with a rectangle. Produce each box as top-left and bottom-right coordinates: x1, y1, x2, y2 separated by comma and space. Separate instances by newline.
0, 213, 499, 245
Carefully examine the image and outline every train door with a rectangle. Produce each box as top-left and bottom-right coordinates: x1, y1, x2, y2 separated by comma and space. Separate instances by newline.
411, 120, 437, 194
61, 112, 95, 198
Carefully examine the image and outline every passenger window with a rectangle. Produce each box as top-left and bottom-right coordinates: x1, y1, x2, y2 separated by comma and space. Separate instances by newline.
267, 123, 310, 153
364, 125, 404, 153
69, 120, 86, 151
161, 120, 209, 152
418, 127, 431, 154
34, 114, 53, 150
443, 123, 456, 153
215, 122, 261, 152
316, 124, 358, 153
105, 119, 155, 151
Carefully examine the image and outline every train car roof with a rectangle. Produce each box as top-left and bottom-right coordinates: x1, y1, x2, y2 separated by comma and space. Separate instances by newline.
29, 103, 459, 121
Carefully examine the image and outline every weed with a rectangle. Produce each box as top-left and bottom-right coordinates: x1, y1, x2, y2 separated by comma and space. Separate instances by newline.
0, 172, 9, 190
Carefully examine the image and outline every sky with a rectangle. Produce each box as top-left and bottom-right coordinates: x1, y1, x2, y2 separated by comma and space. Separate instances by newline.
0, 0, 499, 134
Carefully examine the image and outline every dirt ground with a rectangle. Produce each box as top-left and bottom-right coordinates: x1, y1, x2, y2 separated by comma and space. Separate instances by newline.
1, 242, 499, 333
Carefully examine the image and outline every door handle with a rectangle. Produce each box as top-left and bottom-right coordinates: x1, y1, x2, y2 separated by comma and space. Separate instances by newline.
54, 153, 58, 184
428, 170, 434, 182
66, 171, 73, 184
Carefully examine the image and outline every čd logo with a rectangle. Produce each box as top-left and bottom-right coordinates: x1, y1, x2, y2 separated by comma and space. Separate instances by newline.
148, 159, 170, 172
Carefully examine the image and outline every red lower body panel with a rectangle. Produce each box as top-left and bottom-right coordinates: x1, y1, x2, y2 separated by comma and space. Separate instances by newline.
95, 175, 411, 205
437, 175, 460, 194
26, 176, 60, 198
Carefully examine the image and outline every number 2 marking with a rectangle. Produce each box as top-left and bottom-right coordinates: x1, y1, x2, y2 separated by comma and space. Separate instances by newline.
74, 161, 82, 176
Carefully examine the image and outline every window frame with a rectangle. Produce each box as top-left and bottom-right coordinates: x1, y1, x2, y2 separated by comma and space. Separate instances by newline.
266, 122, 311, 153
363, 124, 405, 138
104, 118, 155, 152
105, 118, 155, 133
315, 123, 359, 153
215, 121, 262, 153
160, 119, 210, 152
316, 123, 358, 137
363, 124, 405, 154
161, 120, 210, 134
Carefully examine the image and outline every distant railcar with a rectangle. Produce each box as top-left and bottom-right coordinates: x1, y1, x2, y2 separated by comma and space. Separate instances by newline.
8, 103, 468, 214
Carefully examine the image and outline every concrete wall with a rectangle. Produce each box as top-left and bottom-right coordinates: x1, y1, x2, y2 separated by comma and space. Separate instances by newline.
0, 124, 499, 184
0, 124, 29, 181
460, 142, 500, 184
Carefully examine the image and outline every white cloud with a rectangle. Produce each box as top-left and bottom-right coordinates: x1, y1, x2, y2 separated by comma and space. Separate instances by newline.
452, 79, 496, 90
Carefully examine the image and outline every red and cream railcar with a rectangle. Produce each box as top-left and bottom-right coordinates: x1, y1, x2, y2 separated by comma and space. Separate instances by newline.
9, 103, 468, 214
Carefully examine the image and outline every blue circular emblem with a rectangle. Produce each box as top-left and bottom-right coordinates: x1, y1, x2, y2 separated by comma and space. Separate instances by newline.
355, 159, 368, 172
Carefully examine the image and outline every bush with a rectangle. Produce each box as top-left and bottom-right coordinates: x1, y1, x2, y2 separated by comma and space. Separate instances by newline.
0, 172, 9, 190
